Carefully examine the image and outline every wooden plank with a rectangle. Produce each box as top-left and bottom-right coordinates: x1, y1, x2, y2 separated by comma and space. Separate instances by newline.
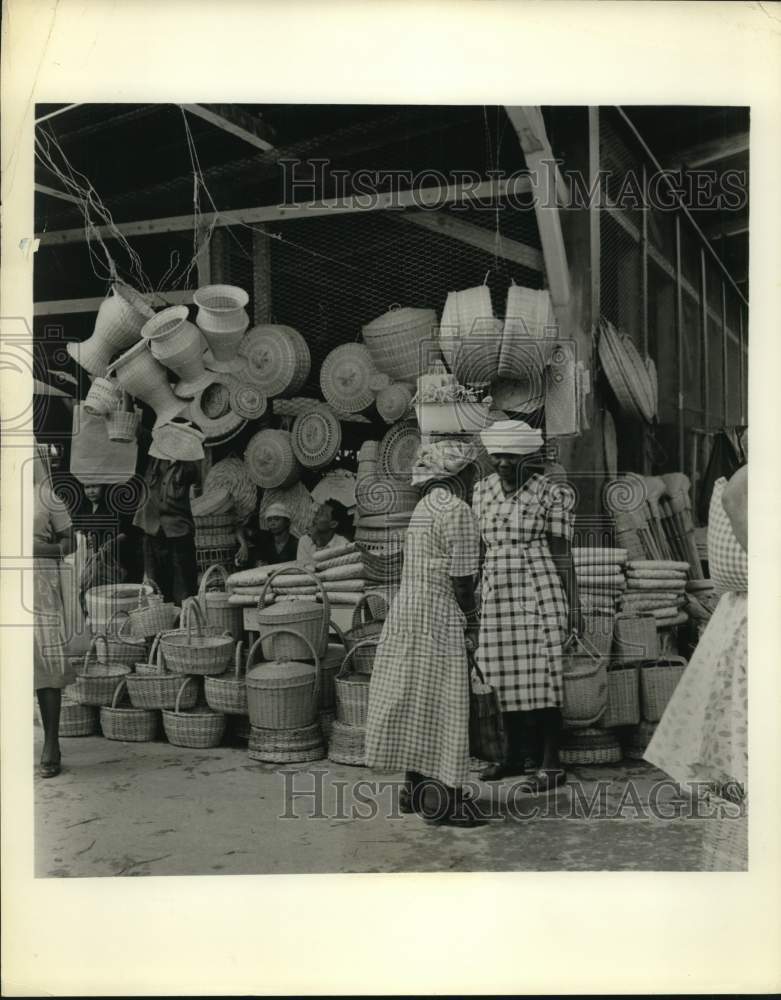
700, 249, 710, 430
588, 107, 601, 322
181, 104, 276, 153
252, 227, 272, 323
394, 211, 543, 272
36, 177, 532, 246
505, 106, 571, 308
34, 289, 192, 317
35, 183, 83, 206
675, 216, 685, 466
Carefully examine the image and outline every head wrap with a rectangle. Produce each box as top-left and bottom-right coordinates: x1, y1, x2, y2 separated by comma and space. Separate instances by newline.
480, 419, 544, 456
411, 440, 479, 486
264, 502, 292, 521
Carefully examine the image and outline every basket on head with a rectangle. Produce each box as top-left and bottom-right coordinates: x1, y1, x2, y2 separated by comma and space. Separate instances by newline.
640, 656, 687, 722
245, 629, 321, 730
612, 614, 659, 664
198, 563, 243, 640
127, 581, 180, 639
256, 567, 330, 661
561, 633, 608, 729
334, 640, 376, 727
247, 721, 326, 764
127, 634, 199, 710
159, 600, 234, 676
328, 719, 367, 766
162, 677, 226, 748
74, 640, 131, 707
344, 594, 385, 673
204, 639, 248, 715
100, 678, 160, 742
95, 610, 147, 667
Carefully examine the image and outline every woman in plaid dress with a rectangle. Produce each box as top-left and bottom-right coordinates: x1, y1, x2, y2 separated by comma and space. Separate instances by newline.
365, 441, 484, 827
474, 420, 580, 792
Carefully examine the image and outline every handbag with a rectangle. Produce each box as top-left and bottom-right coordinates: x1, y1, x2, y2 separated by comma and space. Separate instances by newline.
468, 648, 507, 764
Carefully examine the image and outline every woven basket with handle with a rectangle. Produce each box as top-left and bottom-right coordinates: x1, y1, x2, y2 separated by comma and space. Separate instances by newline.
127, 580, 180, 639
561, 633, 608, 729
601, 664, 640, 728
345, 594, 385, 673
256, 567, 330, 661
328, 719, 367, 766
75, 639, 131, 707
612, 614, 659, 664
204, 639, 248, 715
159, 600, 234, 676
100, 678, 160, 742
95, 609, 147, 666
127, 634, 198, 710
245, 629, 321, 730
640, 656, 687, 722
198, 563, 243, 639
58, 700, 100, 737
320, 622, 348, 712
334, 640, 376, 727
162, 676, 226, 748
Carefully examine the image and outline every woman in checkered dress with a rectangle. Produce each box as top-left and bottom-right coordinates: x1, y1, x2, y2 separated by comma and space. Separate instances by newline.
473, 420, 580, 792
365, 441, 484, 827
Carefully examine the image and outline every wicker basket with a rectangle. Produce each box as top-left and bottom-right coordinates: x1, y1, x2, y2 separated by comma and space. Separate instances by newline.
701, 808, 748, 871
640, 656, 687, 722
355, 474, 419, 517
127, 635, 198, 711
582, 609, 615, 659
204, 639, 248, 715
95, 610, 147, 667
256, 567, 330, 660
362, 305, 437, 383
84, 582, 155, 633
376, 383, 414, 424
229, 380, 268, 420
240, 324, 311, 397
344, 595, 384, 673
198, 563, 243, 640
561, 634, 608, 728
334, 641, 375, 727
378, 421, 421, 482
247, 721, 326, 763
602, 664, 640, 728
560, 727, 622, 766
100, 679, 160, 742
320, 623, 348, 712
245, 629, 321, 730
193, 511, 238, 548
127, 582, 180, 639
244, 429, 302, 489
58, 701, 100, 737
84, 376, 122, 416
196, 545, 237, 575
159, 604, 234, 676
597, 318, 656, 424
291, 405, 342, 470
162, 677, 226, 748
328, 720, 367, 766
612, 614, 660, 664
362, 546, 404, 584
74, 641, 131, 707
190, 487, 234, 518
106, 407, 141, 442
320, 343, 377, 413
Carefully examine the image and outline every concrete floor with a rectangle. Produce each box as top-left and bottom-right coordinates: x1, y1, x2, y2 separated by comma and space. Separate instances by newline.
35, 724, 714, 877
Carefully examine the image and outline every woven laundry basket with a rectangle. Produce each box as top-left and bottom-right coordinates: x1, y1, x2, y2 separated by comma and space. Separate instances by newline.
291, 404, 342, 469
320, 343, 377, 413
245, 429, 302, 488
362, 305, 437, 382
245, 629, 321, 730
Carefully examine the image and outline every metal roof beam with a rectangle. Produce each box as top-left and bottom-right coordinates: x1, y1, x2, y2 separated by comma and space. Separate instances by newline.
180, 104, 276, 152
667, 131, 749, 169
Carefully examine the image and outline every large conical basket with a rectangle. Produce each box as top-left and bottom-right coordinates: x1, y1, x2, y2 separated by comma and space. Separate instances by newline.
66, 284, 150, 377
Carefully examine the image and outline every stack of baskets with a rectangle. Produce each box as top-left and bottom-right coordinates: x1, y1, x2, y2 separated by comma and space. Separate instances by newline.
126, 633, 198, 715
197, 564, 243, 640
246, 628, 326, 764
100, 678, 160, 743
193, 509, 238, 575
84, 582, 155, 635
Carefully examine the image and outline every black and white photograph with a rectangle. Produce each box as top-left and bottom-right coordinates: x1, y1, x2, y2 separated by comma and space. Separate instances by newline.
27, 101, 749, 874
2, 2, 779, 996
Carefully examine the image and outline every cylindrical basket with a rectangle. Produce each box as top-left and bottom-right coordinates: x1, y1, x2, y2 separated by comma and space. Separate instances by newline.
162, 677, 226, 748
602, 664, 640, 728
362, 306, 437, 383
334, 640, 376, 727
100, 679, 160, 742
640, 656, 687, 722
612, 614, 659, 664
85, 583, 155, 632
198, 563, 243, 640
245, 629, 321, 730
344, 594, 384, 673
561, 634, 608, 728
256, 567, 330, 660
74, 640, 131, 707
328, 719, 367, 766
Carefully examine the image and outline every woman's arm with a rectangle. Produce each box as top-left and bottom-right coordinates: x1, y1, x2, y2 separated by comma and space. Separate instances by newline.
722, 464, 748, 553
548, 533, 582, 635
452, 574, 479, 647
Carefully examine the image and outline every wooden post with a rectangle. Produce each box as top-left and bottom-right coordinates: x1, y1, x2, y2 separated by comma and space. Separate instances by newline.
674, 216, 685, 468
210, 228, 229, 284
699, 248, 710, 432
720, 281, 728, 425
588, 107, 601, 323
739, 307, 746, 424
252, 227, 272, 324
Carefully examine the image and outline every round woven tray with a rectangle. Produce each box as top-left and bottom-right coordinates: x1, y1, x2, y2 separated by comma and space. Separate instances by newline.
598, 319, 656, 424
240, 325, 310, 397
320, 343, 376, 413
378, 421, 421, 482
291, 404, 342, 469
244, 429, 302, 488
376, 383, 414, 424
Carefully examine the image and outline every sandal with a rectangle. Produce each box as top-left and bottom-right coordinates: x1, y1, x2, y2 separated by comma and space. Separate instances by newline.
519, 768, 567, 795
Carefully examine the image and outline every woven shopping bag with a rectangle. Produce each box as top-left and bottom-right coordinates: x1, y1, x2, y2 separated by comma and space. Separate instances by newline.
468, 647, 507, 764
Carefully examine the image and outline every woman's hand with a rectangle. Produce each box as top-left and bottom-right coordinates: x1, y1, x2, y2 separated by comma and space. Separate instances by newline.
464, 624, 480, 651
568, 606, 584, 637
235, 540, 250, 568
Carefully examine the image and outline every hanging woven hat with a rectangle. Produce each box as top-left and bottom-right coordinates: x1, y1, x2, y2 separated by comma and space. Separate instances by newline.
311, 469, 357, 511
150, 420, 206, 462
291, 404, 342, 469
245, 429, 302, 488
320, 343, 377, 413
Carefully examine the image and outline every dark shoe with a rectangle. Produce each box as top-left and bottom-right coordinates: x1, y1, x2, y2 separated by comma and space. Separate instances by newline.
519, 768, 567, 795
38, 761, 61, 779
399, 771, 423, 814
479, 762, 525, 781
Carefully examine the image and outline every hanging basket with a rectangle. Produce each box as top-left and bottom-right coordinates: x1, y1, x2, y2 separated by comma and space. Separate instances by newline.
320, 343, 377, 413
162, 677, 226, 748
100, 679, 160, 742
240, 324, 310, 397
105, 405, 141, 442
362, 305, 437, 382
229, 380, 268, 420
378, 421, 421, 483
291, 405, 342, 469
244, 429, 302, 488
597, 318, 656, 424
84, 376, 122, 416
376, 383, 414, 424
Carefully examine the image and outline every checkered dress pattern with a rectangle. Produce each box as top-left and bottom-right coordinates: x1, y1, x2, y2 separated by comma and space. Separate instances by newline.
364, 489, 480, 788
708, 478, 748, 594
473, 473, 573, 712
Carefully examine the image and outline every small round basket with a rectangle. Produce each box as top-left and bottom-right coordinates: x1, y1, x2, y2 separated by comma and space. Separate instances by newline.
244, 429, 302, 488
361, 305, 437, 383
162, 677, 226, 748
247, 721, 326, 764
378, 421, 421, 483
159, 605, 234, 676
84, 376, 122, 416
127, 635, 199, 711
355, 474, 419, 517
328, 720, 367, 766
376, 383, 414, 424
291, 405, 342, 469
204, 639, 248, 715
320, 343, 377, 413
334, 641, 376, 727
100, 679, 160, 742
106, 407, 141, 442
74, 640, 131, 707
95, 610, 147, 667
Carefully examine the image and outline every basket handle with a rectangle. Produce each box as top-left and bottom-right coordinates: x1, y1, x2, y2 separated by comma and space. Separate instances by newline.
82, 637, 98, 675
644, 655, 688, 669
562, 630, 601, 664
140, 578, 161, 606
147, 632, 162, 667
247, 627, 321, 705
257, 566, 330, 649
328, 620, 348, 652
234, 639, 245, 679
199, 563, 228, 599
174, 676, 196, 715
105, 607, 131, 635
337, 638, 378, 681
110, 678, 128, 709
180, 597, 205, 643
351, 592, 378, 630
